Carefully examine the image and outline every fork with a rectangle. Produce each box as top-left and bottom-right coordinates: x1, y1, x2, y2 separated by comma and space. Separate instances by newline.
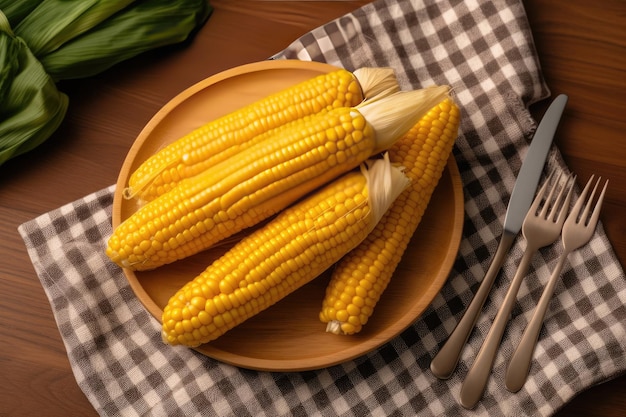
505, 175, 608, 392
458, 171, 575, 409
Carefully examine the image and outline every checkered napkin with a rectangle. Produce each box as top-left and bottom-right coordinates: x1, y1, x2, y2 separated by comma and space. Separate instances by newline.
19, 0, 626, 416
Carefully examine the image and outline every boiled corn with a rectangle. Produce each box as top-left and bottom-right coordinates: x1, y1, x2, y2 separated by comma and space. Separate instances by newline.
320, 97, 460, 335
106, 86, 450, 271
161, 154, 409, 346
124, 67, 399, 202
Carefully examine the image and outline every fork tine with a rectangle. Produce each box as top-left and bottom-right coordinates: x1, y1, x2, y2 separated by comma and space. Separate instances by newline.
570, 175, 595, 224
587, 178, 608, 227
580, 177, 601, 224
574, 176, 608, 227
530, 169, 557, 216
550, 174, 576, 223
538, 171, 562, 218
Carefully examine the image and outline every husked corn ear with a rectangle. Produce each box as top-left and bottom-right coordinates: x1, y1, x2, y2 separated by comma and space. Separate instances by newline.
161, 155, 409, 346
106, 86, 450, 271
320, 97, 460, 335
125, 67, 399, 202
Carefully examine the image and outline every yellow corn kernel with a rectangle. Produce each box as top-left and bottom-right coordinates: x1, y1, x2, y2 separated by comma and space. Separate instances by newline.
320, 97, 460, 335
125, 68, 399, 202
161, 155, 409, 346
107, 87, 450, 271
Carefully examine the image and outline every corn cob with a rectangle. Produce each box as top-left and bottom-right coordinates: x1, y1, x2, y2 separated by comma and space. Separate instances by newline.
106, 86, 450, 271
161, 154, 409, 346
124, 67, 399, 202
320, 97, 460, 335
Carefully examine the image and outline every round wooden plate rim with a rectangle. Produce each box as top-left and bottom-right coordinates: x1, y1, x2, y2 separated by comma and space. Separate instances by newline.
112, 60, 464, 372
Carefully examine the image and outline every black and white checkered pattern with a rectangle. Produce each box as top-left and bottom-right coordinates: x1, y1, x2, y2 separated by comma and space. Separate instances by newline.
19, 0, 626, 415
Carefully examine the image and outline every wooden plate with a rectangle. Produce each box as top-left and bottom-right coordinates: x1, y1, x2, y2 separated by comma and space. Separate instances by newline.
112, 60, 464, 371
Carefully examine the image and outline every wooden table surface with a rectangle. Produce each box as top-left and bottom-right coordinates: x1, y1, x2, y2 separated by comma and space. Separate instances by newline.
0, 1, 624, 416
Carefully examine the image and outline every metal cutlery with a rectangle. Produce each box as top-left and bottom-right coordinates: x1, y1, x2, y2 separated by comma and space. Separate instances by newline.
430, 94, 569, 379
459, 170, 575, 408
505, 175, 608, 392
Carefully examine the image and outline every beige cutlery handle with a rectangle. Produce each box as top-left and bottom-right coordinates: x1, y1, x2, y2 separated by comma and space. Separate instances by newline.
430, 232, 516, 379
505, 252, 569, 392
459, 248, 535, 408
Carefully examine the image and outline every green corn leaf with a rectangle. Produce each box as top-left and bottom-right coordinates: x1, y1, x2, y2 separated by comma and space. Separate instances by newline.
0, 11, 68, 166
13, 0, 137, 56
0, 0, 44, 27
0, 0, 211, 165
39, 0, 212, 80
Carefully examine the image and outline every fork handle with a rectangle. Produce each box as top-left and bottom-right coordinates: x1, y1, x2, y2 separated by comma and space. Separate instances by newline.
459, 247, 536, 408
505, 252, 569, 392
430, 231, 516, 379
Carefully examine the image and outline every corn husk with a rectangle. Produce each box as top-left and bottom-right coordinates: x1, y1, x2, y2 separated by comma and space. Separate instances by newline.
13, 0, 136, 56
0, 11, 68, 165
0, 0, 42, 27
39, 0, 211, 80
353, 67, 400, 100
6, 0, 212, 81
357, 85, 450, 153
0, 0, 211, 165
362, 152, 410, 225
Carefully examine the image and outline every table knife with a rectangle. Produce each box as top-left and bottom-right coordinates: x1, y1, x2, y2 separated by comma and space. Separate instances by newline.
429, 94, 569, 379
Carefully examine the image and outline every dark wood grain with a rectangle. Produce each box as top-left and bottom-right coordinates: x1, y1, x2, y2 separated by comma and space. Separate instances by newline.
0, 1, 623, 416
523, 1, 626, 416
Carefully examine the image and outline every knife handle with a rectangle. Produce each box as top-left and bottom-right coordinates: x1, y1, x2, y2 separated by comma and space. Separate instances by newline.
430, 231, 516, 379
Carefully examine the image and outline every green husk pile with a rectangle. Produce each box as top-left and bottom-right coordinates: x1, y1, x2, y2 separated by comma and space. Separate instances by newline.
0, 0, 212, 166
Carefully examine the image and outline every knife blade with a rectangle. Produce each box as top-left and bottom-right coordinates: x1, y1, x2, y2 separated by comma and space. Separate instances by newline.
430, 94, 568, 380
